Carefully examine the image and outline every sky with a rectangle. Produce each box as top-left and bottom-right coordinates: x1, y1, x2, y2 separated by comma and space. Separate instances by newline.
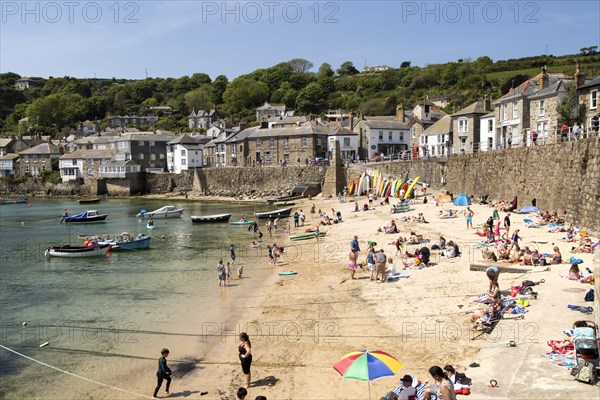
1, 0, 599, 80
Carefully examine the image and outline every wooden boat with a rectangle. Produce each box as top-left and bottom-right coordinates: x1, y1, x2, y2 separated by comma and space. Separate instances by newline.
97, 234, 150, 250
0, 198, 27, 204
63, 210, 107, 223
191, 213, 232, 223
138, 206, 184, 219
44, 244, 111, 258
290, 231, 326, 241
254, 207, 293, 219
77, 197, 101, 204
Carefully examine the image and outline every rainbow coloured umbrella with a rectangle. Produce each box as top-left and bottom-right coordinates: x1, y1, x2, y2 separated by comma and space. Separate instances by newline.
333, 350, 403, 399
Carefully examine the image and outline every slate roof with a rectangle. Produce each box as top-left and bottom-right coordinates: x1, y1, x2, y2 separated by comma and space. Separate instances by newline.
18, 142, 61, 155
421, 115, 452, 136
0, 154, 19, 160
0, 138, 13, 148
59, 149, 115, 159
452, 100, 491, 117
249, 125, 328, 139
328, 126, 358, 136
577, 76, 600, 90
360, 120, 409, 130
528, 80, 573, 100
167, 134, 198, 145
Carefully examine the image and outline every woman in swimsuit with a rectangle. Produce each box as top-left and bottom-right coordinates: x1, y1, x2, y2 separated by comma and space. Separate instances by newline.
428, 365, 457, 400
238, 332, 252, 389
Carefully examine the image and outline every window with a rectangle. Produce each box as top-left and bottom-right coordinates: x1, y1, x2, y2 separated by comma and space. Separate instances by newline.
256, 139, 261, 149
118, 141, 127, 149
538, 100, 545, 116
284, 138, 289, 148
181, 149, 186, 156
139, 153, 144, 160
343, 138, 350, 147
138, 141, 145, 146
159, 154, 164, 159
388, 131, 393, 140
458, 118, 468, 133
488, 119, 493, 133
87, 168, 93, 176
399, 132, 404, 141
411, 126, 416, 138
591, 89, 598, 109
512, 101, 518, 118
151, 154, 156, 161
72, 159, 77, 165
301, 137, 307, 147
181, 159, 186, 165
502, 104, 507, 120
149, 141, 155, 146
283, 154, 289, 163
269, 138, 275, 148
536, 121, 547, 134
379, 131, 383, 140
33, 155, 37, 162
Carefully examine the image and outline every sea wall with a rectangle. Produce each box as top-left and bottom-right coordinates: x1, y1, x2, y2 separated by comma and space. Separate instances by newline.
346, 138, 600, 235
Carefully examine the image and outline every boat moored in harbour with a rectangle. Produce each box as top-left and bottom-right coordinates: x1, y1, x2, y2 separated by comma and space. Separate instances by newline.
44, 244, 111, 258
137, 206, 184, 219
191, 213, 232, 223
254, 207, 293, 219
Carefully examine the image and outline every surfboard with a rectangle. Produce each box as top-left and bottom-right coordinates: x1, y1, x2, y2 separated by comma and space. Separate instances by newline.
278, 271, 297, 275
348, 180, 355, 195
392, 179, 400, 197
378, 179, 386, 196
373, 170, 380, 193
404, 176, 421, 199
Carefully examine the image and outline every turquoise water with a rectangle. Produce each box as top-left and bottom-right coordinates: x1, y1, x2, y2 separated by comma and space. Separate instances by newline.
0, 198, 274, 399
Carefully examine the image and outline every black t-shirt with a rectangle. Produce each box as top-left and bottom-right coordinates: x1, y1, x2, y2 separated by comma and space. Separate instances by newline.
504, 216, 511, 227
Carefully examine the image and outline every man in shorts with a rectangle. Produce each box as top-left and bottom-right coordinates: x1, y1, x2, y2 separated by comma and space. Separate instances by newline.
375, 249, 387, 282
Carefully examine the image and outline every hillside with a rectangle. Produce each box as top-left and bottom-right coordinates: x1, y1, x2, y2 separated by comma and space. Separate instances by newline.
1, 50, 599, 136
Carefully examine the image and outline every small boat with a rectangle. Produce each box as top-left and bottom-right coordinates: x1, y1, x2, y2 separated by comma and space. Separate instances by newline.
0, 198, 27, 204
229, 220, 254, 225
254, 207, 293, 219
146, 223, 156, 229
191, 213, 231, 223
138, 206, 184, 219
290, 231, 326, 241
78, 197, 101, 204
63, 210, 107, 223
45, 244, 111, 258
98, 233, 150, 250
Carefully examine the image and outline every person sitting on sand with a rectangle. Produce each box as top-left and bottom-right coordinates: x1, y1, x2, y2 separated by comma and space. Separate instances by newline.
416, 213, 428, 223
563, 263, 582, 280
442, 241, 456, 258
520, 248, 533, 266
409, 232, 423, 245
550, 247, 562, 264
482, 247, 498, 262
384, 220, 399, 234
363, 204, 370, 211
354, 202, 359, 212
472, 300, 502, 330
431, 236, 446, 250
573, 236, 593, 253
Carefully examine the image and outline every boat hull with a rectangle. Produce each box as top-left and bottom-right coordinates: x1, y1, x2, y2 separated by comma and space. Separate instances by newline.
254, 207, 293, 219
191, 214, 231, 223
0, 199, 27, 204
77, 198, 101, 204
98, 237, 150, 250
45, 244, 110, 258
229, 220, 254, 225
144, 211, 183, 219
65, 215, 107, 223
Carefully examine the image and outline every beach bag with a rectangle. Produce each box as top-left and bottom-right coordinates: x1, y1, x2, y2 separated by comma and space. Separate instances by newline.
455, 372, 472, 386
584, 289, 595, 302
571, 361, 594, 384
522, 280, 536, 287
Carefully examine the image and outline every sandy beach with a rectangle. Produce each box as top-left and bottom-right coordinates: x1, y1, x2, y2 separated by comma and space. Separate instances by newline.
105, 189, 592, 400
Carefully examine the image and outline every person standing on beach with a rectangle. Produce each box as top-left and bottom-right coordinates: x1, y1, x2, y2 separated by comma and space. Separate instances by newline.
350, 235, 361, 254
238, 332, 252, 389
273, 217, 279, 233
465, 207, 474, 229
218, 260, 226, 286
348, 246, 358, 280
266, 219, 272, 238
152, 348, 172, 398
502, 213, 511, 239
230, 244, 236, 264
375, 249, 387, 282
293, 212, 300, 227
299, 210, 306, 226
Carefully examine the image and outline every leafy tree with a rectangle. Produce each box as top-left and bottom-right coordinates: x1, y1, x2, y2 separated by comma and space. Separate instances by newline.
295, 82, 325, 113
184, 86, 213, 111
337, 61, 359, 76
400, 61, 411, 68
26, 92, 82, 132
223, 78, 269, 116
317, 63, 334, 78
580, 46, 598, 55
210, 75, 229, 105
557, 85, 586, 126
190, 73, 212, 88
287, 58, 314, 73
271, 82, 297, 108
500, 74, 529, 95
130, 79, 157, 103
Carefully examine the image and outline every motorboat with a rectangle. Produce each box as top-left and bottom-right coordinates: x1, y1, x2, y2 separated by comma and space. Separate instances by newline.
77, 197, 101, 204
137, 206, 184, 219
63, 210, 107, 223
97, 233, 151, 250
191, 213, 232, 223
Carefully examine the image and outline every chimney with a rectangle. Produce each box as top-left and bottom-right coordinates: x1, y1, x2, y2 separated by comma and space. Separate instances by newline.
484, 95, 491, 112
540, 65, 549, 90
395, 104, 404, 121
239, 123, 247, 131
574, 62, 586, 88
349, 112, 354, 130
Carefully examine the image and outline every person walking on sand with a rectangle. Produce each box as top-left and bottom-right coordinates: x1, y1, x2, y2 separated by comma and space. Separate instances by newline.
273, 217, 279, 233
230, 244, 236, 264
266, 219, 272, 238
217, 260, 226, 286
348, 246, 358, 280
465, 207, 474, 229
238, 265, 244, 279
152, 348, 172, 398
225, 262, 232, 284
238, 332, 252, 389
350, 235, 361, 253
502, 213, 511, 240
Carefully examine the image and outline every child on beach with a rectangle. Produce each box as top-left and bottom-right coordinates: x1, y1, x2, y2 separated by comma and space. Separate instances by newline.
152, 348, 172, 398
218, 260, 226, 286
226, 262, 232, 283
238, 265, 244, 279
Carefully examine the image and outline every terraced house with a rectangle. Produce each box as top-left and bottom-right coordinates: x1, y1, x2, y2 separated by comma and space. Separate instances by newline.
17, 142, 62, 176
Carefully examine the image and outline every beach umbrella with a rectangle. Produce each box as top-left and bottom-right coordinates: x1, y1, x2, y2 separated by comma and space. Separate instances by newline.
333, 349, 403, 400
520, 205, 540, 213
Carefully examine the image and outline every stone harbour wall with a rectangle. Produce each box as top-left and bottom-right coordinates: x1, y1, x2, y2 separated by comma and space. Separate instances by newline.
345, 138, 600, 235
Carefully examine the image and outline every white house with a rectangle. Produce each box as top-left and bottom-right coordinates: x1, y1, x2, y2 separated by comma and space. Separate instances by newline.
166, 135, 204, 173
479, 111, 497, 151
419, 115, 452, 158
353, 120, 410, 160
328, 126, 359, 161
0, 154, 19, 176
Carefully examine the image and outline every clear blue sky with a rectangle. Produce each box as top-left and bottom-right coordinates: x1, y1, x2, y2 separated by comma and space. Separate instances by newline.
1, 0, 599, 80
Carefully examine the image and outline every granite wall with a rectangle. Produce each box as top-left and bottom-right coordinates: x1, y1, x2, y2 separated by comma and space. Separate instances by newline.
346, 138, 600, 235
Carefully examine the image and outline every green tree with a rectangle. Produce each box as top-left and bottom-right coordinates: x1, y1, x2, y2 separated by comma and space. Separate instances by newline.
190, 73, 212, 87
557, 85, 586, 126
211, 75, 229, 105
317, 62, 334, 78
400, 61, 411, 68
184, 86, 213, 111
26, 92, 82, 132
295, 82, 325, 113
287, 58, 314, 73
271, 82, 297, 108
337, 61, 359, 76
222, 78, 269, 116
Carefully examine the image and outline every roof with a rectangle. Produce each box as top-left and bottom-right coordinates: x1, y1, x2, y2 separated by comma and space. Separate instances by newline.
0, 154, 19, 160
493, 72, 566, 104
224, 127, 259, 143
181, 144, 203, 151
101, 159, 140, 167
249, 124, 328, 139
328, 126, 358, 136
82, 120, 96, 127
59, 149, 115, 159
359, 120, 409, 130
451, 100, 491, 117
18, 142, 61, 155
167, 134, 198, 145
422, 115, 452, 136
269, 116, 308, 125
528, 80, 573, 100
75, 136, 114, 145
481, 111, 495, 118
578, 76, 600, 90
0, 138, 14, 148
117, 133, 176, 142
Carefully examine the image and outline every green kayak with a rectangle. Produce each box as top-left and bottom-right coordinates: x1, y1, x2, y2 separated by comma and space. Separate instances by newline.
290, 232, 326, 241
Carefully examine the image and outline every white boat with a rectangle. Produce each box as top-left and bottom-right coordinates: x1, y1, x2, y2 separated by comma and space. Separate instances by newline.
191, 213, 231, 223
137, 206, 184, 219
45, 244, 111, 258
